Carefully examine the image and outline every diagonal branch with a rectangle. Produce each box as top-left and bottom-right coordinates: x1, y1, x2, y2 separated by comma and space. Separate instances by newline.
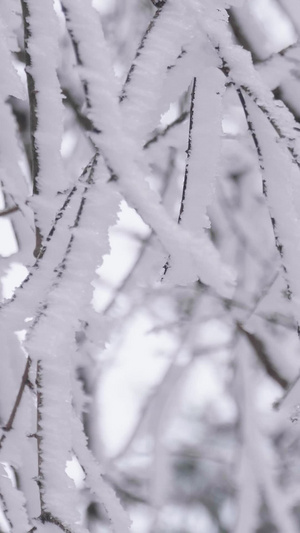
120, 5, 165, 101
238, 324, 289, 389
0, 154, 97, 316
20, 0, 42, 257
35, 362, 74, 533
20, 0, 39, 191
0, 206, 19, 217
236, 87, 296, 309
144, 110, 189, 149
0, 357, 32, 450
162, 78, 196, 278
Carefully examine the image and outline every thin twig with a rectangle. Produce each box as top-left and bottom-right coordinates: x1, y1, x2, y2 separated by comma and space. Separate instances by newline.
62, 86, 99, 137
61, 4, 99, 132
35, 360, 45, 515
236, 87, 295, 308
0, 357, 32, 450
218, 46, 300, 171
162, 78, 196, 278
237, 324, 289, 389
144, 111, 189, 149
20, 0, 39, 189
39, 512, 73, 533
20, 0, 42, 257
0, 206, 19, 217
178, 77, 196, 224
63, 78, 189, 152
34, 361, 74, 533
120, 5, 165, 101
0, 154, 97, 315
25, 155, 99, 338
241, 83, 300, 169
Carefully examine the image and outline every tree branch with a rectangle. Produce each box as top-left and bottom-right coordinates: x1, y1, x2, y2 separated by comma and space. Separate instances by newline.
162, 78, 196, 278
236, 87, 296, 310
144, 111, 189, 149
20, 0, 42, 257
0, 357, 32, 450
238, 324, 289, 389
120, 5, 165, 101
0, 206, 19, 217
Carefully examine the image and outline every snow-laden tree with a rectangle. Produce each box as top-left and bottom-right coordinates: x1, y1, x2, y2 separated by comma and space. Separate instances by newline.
1, 0, 300, 531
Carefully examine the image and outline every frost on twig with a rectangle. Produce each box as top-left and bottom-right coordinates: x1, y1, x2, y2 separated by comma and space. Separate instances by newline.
21, 0, 66, 255
1, 1, 300, 532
